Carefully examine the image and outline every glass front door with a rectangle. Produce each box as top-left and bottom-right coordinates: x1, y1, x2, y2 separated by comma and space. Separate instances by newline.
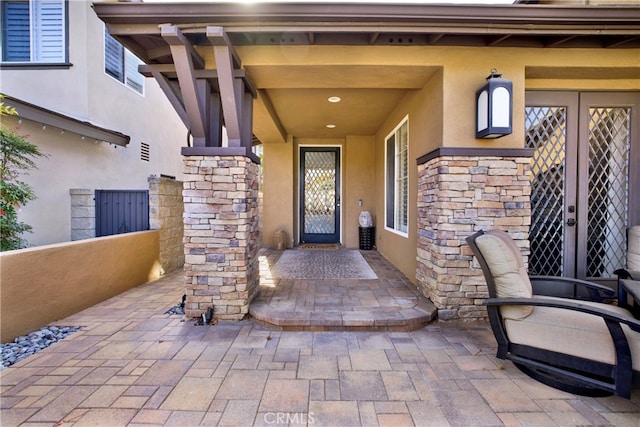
300, 147, 341, 244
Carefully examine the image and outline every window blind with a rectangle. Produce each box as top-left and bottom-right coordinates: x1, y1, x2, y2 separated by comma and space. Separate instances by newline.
1, 0, 65, 63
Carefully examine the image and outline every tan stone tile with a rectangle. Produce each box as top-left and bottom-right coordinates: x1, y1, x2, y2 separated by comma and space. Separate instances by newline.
258, 379, 309, 413
309, 401, 360, 427
381, 371, 419, 401
378, 413, 414, 427
111, 396, 148, 409
160, 377, 222, 411
134, 360, 193, 386
350, 349, 392, 371
16, 386, 57, 397
72, 408, 137, 426
129, 408, 172, 424
298, 355, 338, 380
76, 367, 121, 385
105, 375, 139, 386
216, 370, 268, 400
406, 401, 451, 427
79, 385, 128, 408
219, 399, 259, 426
27, 385, 98, 423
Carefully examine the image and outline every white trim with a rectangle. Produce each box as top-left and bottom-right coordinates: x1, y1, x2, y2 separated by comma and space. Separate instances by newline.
384, 115, 409, 238
103, 24, 145, 96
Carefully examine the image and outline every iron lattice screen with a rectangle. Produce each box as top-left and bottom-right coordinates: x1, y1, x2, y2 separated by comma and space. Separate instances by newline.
526, 106, 566, 276
586, 107, 631, 278
304, 151, 336, 234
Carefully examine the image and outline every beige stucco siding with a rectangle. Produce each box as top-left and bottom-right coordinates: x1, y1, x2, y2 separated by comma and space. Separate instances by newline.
263, 141, 296, 249
1, 1, 186, 246
0, 231, 161, 342
244, 42, 638, 283
344, 136, 376, 249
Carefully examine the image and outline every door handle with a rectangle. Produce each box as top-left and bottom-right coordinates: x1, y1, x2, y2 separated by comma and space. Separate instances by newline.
567, 218, 576, 227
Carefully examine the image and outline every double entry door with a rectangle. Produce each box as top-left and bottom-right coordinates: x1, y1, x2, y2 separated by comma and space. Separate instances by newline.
526, 92, 639, 282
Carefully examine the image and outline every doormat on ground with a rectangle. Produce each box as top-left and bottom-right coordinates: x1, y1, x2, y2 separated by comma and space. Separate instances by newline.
298, 243, 340, 250
271, 249, 378, 279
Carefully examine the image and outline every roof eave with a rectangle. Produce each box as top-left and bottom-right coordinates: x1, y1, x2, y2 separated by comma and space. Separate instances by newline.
5, 95, 131, 147
92, 2, 640, 28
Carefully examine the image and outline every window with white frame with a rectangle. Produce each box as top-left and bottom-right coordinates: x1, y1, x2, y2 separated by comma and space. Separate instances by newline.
104, 28, 144, 94
385, 117, 409, 235
1, 0, 67, 64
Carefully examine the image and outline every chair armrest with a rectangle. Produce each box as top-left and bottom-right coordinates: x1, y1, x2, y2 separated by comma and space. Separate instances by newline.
615, 269, 640, 281
485, 296, 639, 398
530, 276, 615, 302
485, 296, 640, 332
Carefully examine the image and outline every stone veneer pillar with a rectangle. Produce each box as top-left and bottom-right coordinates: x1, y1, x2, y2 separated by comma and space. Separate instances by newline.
182, 155, 260, 320
416, 148, 533, 320
148, 175, 185, 275
70, 189, 95, 241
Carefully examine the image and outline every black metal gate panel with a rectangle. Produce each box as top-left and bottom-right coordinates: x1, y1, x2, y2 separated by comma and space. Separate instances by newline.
95, 190, 149, 237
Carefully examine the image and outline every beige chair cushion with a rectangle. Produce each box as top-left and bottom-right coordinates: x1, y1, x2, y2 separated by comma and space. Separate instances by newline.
628, 226, 640, 271
475, 230, 533, 320
504, 297, 640, 368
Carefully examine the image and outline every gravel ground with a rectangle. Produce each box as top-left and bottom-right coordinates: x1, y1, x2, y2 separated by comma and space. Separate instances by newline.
1, 326, 81, 370
1, 302, 185, 370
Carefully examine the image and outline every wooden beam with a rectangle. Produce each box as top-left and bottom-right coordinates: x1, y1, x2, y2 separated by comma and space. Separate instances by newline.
150, 70, 188, 128
138, 64, 257, 98
161, 24, 207, 145
206, 26, 241, 69
207, 26, 242, 145
257, 89, 287, 143
488, 34, 512, 46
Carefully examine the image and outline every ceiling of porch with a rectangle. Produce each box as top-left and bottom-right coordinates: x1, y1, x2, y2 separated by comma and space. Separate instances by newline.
93, 1, 640, 145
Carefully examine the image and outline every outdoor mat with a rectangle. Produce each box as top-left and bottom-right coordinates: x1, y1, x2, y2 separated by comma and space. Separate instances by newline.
298, 243, 340, 250
271, 250, 378, 279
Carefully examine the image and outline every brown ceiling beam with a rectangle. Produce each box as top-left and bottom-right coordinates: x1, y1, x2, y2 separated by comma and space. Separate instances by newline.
161, 24, 207, 144
605, 36, 640, 48
488, 34, 512, 46
257, 89, 287, 144
545, 35, 577, 48
147, 45, 172, 61
138, 64, 257, 98
150, 70, 188, 128
207, 26, 245, 146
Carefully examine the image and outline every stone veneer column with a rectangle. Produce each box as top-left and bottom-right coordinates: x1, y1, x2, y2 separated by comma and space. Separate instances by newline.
70, 188, 95, 241
416, 148, 532, 320
182, 155, 260, 320
149, 175, 185, 275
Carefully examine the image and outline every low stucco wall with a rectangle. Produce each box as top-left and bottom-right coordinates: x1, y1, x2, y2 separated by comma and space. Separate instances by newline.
0, 230, 162, 342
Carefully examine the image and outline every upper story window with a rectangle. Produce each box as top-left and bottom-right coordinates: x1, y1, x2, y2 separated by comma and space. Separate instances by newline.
385, 117, 409, 236
1, 0, 67, 64
104, 28, 144, 95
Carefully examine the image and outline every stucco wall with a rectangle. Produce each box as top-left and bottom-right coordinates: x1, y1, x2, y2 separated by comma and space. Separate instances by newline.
0, 230, 162, 342
344, 136, 376, 249
1, 0, 186, 247
374, 72, 444, 283
262, 142, 295, 248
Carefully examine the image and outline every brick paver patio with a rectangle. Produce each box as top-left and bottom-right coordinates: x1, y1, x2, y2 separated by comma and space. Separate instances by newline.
1, 250, 639, 426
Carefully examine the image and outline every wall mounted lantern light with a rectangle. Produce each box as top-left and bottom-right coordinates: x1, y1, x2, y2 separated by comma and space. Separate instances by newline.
476, 69, 512, 139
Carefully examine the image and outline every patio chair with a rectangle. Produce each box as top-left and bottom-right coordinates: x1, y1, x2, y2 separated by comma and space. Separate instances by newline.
466, 229, 640, 399
615, 225, 640, 313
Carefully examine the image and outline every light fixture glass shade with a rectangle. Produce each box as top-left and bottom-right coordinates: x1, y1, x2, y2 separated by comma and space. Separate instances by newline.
476, 70, 512, 139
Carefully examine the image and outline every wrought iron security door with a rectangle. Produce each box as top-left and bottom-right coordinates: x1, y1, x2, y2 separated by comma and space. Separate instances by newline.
526, 92, 639, 282
300, 147, 341, 243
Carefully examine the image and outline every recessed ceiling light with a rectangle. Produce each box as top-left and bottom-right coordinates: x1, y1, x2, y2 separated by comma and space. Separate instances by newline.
327, 96, 341, 103
326, 124, 336, 129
